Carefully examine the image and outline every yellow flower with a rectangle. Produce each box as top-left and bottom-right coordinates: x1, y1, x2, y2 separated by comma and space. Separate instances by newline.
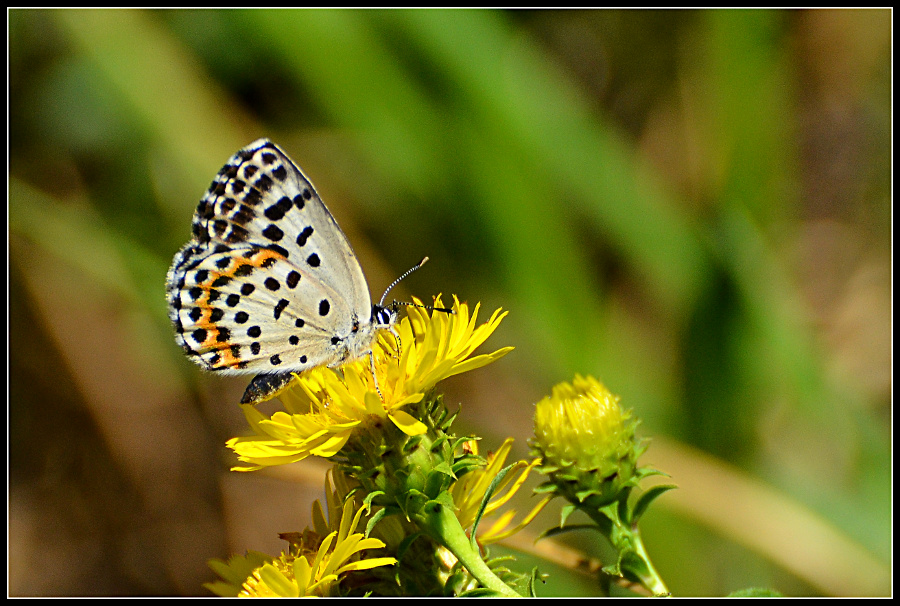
227, 296, 512, 471
209, 488, 396, 597
205, 552, 273, 597
451, 438, 550, 544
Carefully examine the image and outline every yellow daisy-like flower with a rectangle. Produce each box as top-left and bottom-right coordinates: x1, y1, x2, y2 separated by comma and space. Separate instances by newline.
205, 551, 273, 597
451, 438, 550, 544
227, 296, 512, 471
235, 499, 395, 597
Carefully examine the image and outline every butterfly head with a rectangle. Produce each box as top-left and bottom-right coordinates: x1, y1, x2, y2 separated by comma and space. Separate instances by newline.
372, 304, 398, 329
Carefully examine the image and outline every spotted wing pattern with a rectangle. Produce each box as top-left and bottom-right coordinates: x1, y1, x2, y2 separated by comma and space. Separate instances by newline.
165, 139, 374, 378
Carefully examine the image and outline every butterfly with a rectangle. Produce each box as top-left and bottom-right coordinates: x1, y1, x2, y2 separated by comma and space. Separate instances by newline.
165, 139, 417, 404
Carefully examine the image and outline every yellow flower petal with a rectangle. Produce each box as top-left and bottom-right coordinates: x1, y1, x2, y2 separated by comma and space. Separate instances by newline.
388, 409, 428, 436
257, 563, 299, 597
451, 438, 548, 544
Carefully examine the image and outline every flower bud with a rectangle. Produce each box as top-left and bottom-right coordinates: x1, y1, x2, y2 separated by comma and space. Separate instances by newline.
532, 375, 645, 509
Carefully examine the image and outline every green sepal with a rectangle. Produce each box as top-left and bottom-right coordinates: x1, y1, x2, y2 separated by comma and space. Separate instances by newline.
617, 491, 631, 525
443, 565, 471, 597
424, 464, 454, 498
635, 466, 669, 480
439, 408, 458, 431
526, 567, 545, 597
432, 460, 455, 477
434, 397, 458, 430
558, 503, 578, 527
451, 457, 483, 477
430, 490, 456, 510
575, 487, 598, 502
429, 433, 449, 452
401, 434, 423, 455
362, 490, 385, 512
364, 505, 388, 538
354, 465, 378, 480
534, 463, 561, 474
450, 435, 475, 452
532, 481, 559, 495
401, 489, 430, 520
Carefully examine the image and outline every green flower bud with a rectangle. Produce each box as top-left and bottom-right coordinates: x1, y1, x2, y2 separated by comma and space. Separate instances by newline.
531, 375, 646, 509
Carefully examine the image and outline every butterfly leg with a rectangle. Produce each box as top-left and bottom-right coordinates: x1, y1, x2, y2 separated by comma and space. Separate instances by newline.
390, 326, 402, 359
369, 352, 384, 401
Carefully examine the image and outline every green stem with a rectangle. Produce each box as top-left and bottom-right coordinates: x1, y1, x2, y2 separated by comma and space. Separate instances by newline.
632, 530, 669, 596
415, 500, 521, 597
586, 507, 670, 596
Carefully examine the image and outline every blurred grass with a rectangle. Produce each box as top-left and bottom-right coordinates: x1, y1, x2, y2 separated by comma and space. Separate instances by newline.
9, 8, 891, 596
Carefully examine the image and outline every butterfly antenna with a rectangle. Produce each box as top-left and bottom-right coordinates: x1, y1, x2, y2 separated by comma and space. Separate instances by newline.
379, 257, 430, 307
378, 257, 456, 315
394, 300, 455, 314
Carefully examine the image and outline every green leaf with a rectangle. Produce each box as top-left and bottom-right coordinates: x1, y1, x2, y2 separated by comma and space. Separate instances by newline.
536, 523, 599, 541
469, 463, 514, 548
472, 464, 515, 546
439, 405, 460, 430
618, 548, 651, 585
631, 484, 677, 525
472, 465, 514, 546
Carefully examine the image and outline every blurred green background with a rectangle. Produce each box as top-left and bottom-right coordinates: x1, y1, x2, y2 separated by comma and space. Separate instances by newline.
9, 9, 891, 597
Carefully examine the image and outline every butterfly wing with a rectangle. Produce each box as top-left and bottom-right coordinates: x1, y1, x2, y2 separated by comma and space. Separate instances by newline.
166, 139, 373, 376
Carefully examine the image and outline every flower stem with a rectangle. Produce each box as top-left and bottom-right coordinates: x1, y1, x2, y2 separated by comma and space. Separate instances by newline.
585, 506, 669, 596
632, 531, 669, 596
415, 500, 521, 597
